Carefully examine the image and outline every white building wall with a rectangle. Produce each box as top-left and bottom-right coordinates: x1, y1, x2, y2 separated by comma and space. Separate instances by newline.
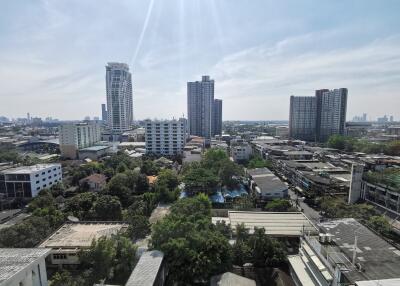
145, 119, 186, 156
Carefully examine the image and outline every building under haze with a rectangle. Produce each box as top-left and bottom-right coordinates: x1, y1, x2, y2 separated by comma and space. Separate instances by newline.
59, 122, 101, 159
316, 88, 348, 142
289, 88, 348, 142
187, 76, 222, 139
101, 103, 107, 122
105, 62, 133, 133
212, 99, 223, 136
289, 96, 317, 141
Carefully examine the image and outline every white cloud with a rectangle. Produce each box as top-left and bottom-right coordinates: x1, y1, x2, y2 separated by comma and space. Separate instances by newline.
211, 33, 400, 120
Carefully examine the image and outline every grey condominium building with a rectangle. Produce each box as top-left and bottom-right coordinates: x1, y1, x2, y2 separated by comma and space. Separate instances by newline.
289, 88, 348, 142
212, 99, 223, 136
105, 62, 133, 133
187, 75, 223, 139
289, 96, 317, 142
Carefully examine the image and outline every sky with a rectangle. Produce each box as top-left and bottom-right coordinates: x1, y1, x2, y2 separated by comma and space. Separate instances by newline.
0, 0, 399, 121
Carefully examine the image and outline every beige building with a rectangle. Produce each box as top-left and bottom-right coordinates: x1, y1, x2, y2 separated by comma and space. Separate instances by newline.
59, 122, 101, 159
40, 222, 128, 266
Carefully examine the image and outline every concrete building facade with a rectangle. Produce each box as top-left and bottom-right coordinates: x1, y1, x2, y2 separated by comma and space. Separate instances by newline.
59, 122, 101, 159
316, 88, 348, 142
0, 164, 62, 198
289, 88, 348, 142
145, 118, 187, 156
0, 248, 51, 286
289, 96, 317, 141
212, 99, 223, 136
187, 76, 214, 139
106, 62, 133, 133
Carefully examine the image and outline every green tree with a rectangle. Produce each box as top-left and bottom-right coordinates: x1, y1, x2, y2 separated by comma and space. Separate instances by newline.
183, 167, 219, 195
151, 195, 232, 284
265, 199, 293, 212
93, 195, 122, 221
156, 169, 179, 190
247, 156, 273, 169
368, 215, 391, 235
80, 237, 117, 283
65, 192, 98, 220
219, 160, 243, 189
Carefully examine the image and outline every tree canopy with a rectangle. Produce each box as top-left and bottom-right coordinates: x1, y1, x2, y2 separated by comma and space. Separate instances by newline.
151, 195, 232, 284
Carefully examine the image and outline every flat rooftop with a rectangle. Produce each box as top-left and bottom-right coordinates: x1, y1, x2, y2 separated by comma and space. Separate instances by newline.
40, 222, 128, 249
0, 248, 51, 284
247, 168, 287, 194
214, 211, 318, 237
79, 145, 110, 152
1, 163, 60, 174
319, 218, 400, 282
125, 250, 164, 286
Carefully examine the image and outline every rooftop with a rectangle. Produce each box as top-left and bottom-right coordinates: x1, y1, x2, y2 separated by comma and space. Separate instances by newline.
125, 250, 164, 286
0, 248, 51, 284
210, 272, 256, 286
214, 211, 318, 237
79, 145, 110, 152
0, 163, 60, 174
40, 222, 128, 249
247, 168, 287, 194
318, 218, 400, 282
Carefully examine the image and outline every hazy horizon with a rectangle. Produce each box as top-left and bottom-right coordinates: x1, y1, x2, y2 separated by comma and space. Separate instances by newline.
1, 0, 399, 121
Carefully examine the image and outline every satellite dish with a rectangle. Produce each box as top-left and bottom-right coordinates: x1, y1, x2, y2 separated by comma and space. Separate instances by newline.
67, 215, 79, 222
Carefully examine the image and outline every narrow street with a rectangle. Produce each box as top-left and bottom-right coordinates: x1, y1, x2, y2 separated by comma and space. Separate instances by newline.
288, 189, 321, 224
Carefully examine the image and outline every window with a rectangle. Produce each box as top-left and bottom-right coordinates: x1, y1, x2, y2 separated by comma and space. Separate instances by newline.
53, 253, 67, 260
36, 181, 39, 184
35, 174, 39, 177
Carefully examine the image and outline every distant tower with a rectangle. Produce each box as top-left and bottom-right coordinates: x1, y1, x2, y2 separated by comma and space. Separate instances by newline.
212, 99, 223, 136
106, 62, 133, 133
27, 113, 30, 122
187, 76, 214, 139
101, 104, 107, 122
315, 88, 348, 142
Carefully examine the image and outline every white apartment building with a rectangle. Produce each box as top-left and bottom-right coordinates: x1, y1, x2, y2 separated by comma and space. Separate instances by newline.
0, 248, 51, 286
230, 144, 252, 162
145, 119, 187, 156
106, 62, 134, 133
59, 122, 101, 159
0, 164, 62, 198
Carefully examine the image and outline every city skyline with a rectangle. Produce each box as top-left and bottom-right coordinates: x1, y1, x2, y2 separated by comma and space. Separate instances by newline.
1, 1, 400, 120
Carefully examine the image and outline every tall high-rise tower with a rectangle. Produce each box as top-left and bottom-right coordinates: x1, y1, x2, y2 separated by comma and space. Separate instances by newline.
101, 104, 107, 122
212, 99, 223, 136
105, 62, 133, 132
289, 88, 348, 142
315, 88, 347, 142
187, 76, 214, 139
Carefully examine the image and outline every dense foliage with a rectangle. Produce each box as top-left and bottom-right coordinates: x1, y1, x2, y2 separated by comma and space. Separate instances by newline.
183, 149, 244, 195
0, 190, 65, 247
327, 135, 400, 156
265, 199, 296, 212
151, 195, 233, 284
232, 223, 287, 267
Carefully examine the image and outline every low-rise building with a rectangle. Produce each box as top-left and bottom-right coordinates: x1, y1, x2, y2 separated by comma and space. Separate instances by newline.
145, 119, 187, 156
59, 121, 101, 159
125, 250, 166, 286
0, 164, 62, 198
79, 173, 107, 192
78, 145, 110, 160
230, 143, 252, 162
0, 248, 51, 286
213, 211, 317, 237
40, 222, 128, 266
247, 168, 288, 201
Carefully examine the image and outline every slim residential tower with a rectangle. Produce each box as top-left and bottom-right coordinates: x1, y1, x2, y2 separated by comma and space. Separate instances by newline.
105, 62, 133, 132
